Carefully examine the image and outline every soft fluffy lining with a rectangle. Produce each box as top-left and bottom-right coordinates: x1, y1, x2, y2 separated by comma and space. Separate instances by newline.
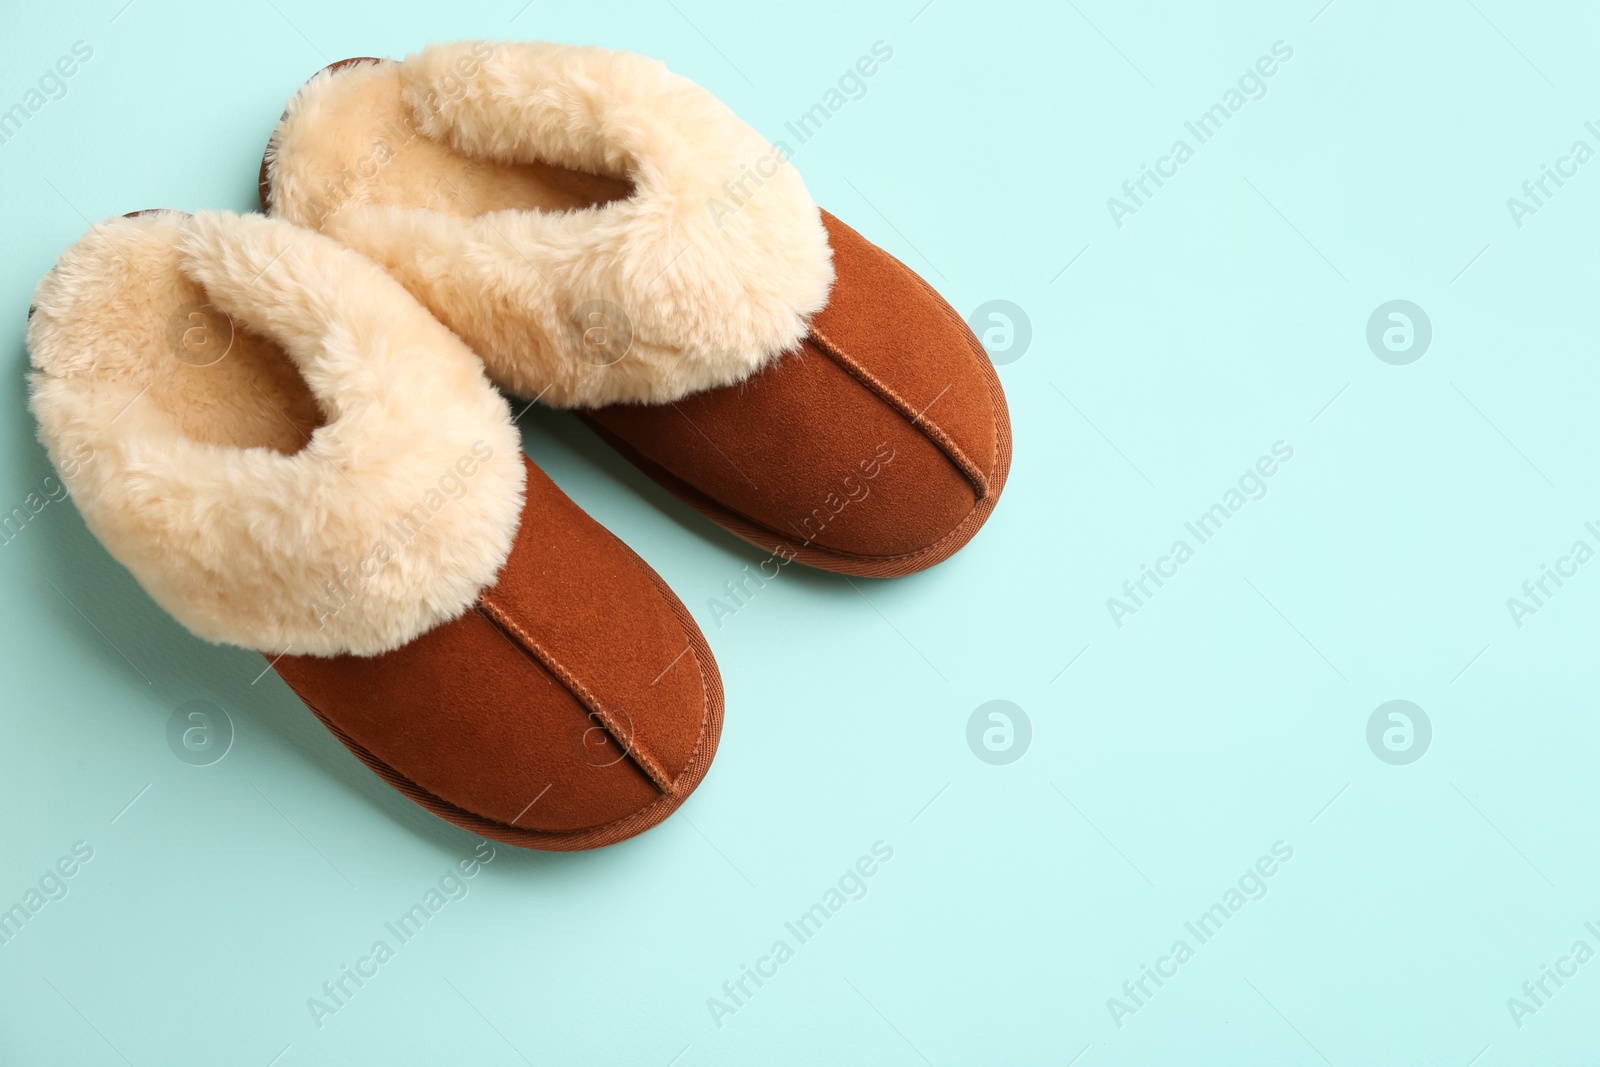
27, 211, 526, 656
263, 40, 835, 407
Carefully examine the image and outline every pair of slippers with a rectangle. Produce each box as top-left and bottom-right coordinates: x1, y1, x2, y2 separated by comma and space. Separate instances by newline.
26, 41, 1012, 850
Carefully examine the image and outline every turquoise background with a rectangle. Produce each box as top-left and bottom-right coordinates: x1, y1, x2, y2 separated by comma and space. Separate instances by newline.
3, 0, 1598, 1063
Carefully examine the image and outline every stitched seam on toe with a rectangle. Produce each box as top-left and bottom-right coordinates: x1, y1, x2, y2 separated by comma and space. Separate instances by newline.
807, 324, 989, 500
475, 595, 676, 793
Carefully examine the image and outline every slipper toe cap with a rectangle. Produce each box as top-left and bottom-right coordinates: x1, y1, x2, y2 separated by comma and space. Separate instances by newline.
585, 211, 1011, 576
273, 458, 721, 850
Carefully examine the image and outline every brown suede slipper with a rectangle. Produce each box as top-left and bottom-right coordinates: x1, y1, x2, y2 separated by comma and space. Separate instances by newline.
27, 210, 721, 850
259, 42, 1011, 578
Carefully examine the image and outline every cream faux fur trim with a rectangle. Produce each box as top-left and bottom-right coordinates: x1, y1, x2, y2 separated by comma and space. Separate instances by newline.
27, 211, 525, 656
263, 40, 835, 407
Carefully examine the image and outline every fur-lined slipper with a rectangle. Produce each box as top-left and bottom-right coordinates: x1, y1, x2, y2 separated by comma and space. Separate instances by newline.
27, 210, 722, 850
260, 41, 1011, 578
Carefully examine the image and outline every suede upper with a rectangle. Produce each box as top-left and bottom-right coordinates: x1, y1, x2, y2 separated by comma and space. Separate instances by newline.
584, 212, 1011, 574
274, 457, 722, 847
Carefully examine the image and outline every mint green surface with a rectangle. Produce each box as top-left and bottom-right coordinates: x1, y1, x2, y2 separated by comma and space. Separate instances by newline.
3, 1, 1598, 1063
